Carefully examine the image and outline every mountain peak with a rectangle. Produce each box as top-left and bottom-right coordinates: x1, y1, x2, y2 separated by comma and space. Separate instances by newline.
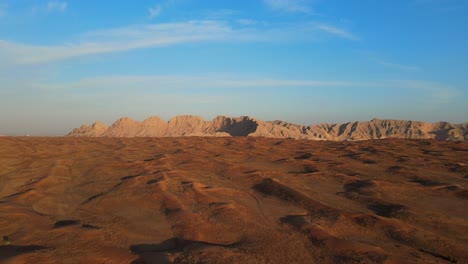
142, 116, 166, 125
92, 121, 108, 129
168, 115, 205, 123
113, 117, 137, 125
67, 116, 468, 141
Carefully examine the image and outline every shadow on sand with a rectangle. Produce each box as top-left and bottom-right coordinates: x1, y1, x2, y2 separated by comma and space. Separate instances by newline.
130, 237, 240, 264
0, 245, 47, 261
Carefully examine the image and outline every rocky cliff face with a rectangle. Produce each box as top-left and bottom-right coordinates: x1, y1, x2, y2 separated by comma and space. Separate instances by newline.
67, 115, 468, 141
69, 121, 109, 137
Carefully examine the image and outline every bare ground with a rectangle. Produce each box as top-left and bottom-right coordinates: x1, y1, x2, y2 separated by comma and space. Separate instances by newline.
0, 137, 467, 264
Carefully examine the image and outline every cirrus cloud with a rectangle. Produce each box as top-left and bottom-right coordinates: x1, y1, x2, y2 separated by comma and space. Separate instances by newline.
47, 1, 68, 12
264, 0, 313, 14
0, 20, 357, 65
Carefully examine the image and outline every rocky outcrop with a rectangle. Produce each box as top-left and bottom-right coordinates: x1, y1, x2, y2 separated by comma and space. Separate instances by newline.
68, 121, 109, 137
305, 119, 468, 141
67, 115, 468, 141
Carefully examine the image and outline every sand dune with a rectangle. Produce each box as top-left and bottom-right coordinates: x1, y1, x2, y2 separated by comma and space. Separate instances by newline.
0, 137, 467, 263
68, 116, 468, 141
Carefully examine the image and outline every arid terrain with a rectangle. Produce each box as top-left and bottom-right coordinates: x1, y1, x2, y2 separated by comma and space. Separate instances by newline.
68, 115, 468, 141
0, 137, 467, 263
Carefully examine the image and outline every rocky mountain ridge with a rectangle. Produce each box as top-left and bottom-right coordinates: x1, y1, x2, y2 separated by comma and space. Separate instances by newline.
67, 115, 468, 141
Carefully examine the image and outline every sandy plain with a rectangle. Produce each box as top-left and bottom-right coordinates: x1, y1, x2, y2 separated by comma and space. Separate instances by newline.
0, 137, 467, 263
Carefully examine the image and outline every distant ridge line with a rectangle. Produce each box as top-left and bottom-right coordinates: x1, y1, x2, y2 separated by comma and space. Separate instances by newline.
67, 115, 468, 141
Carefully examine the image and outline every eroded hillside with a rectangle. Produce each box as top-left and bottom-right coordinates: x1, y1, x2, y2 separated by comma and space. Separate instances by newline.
68, 116, 468, 141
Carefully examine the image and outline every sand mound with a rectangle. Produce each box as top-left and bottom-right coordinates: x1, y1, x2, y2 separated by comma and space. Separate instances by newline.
0, 137, 467, 263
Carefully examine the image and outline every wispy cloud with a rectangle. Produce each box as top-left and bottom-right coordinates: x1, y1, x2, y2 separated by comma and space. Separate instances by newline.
237, 19, 258, 26
148, 0, 180, 19
315, 24, 358, 40
29, 1, 67, 15
148, 5, 162, 18
0, 21, 248, 64
41, 75, 356, 91
0, 19, 358, 65
359, 51, 421, 71
1, 72, 460, 135
204, 9, 239, 19
264, 0, 313, 14
387, 80, 460, 103
373, 58, 421, 71
36, 74, 459, 103
0, 3, 7, 17
47, 1, 67, 13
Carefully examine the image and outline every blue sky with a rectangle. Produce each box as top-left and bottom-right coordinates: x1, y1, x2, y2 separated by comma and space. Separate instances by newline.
0, 0, 467, 135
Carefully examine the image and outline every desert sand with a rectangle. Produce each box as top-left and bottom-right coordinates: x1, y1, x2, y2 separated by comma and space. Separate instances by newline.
0, 137, 467, 263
